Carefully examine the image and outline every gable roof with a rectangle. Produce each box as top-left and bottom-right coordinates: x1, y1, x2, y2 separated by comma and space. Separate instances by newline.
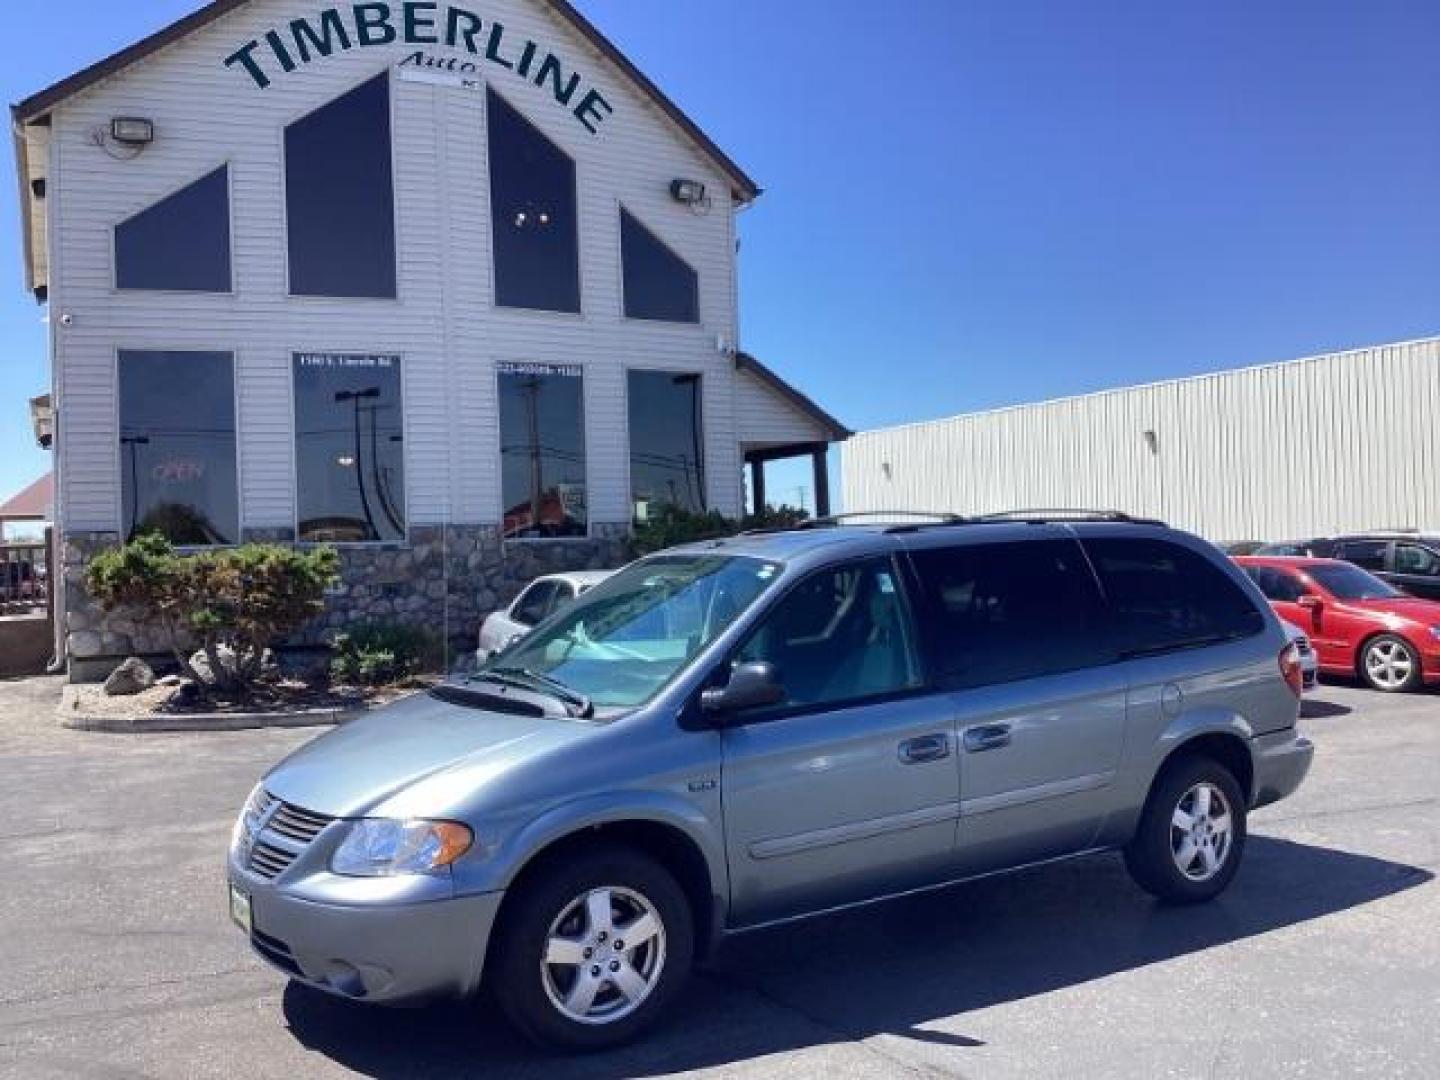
10, 0, 760, 201
735, 352, 851, 443
0, 472, 54, 522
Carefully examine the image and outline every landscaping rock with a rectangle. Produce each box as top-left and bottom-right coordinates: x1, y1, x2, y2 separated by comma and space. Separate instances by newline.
157, 674, 184, 687
188, 646, 279, 685
103, 658, 156, 697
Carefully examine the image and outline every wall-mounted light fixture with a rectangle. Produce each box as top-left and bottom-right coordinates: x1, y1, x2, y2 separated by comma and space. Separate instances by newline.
1142, 429, 1160, 454
110, 117, 155, 147
30, 178, 46, 200
670, 178, 707, 205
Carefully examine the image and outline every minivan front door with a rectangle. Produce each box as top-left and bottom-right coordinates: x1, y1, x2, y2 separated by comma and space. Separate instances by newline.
718, 558, 959, 927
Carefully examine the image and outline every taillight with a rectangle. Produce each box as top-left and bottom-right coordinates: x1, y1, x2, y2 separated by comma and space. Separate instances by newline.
1279, 643, 1304, 697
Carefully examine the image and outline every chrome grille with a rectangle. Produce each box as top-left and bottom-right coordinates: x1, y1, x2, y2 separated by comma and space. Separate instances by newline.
245, 794, 335, 881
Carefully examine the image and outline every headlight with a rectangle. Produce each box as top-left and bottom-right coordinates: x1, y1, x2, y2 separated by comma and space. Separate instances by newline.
230, 783, 267, 855
330, 819, 474, 877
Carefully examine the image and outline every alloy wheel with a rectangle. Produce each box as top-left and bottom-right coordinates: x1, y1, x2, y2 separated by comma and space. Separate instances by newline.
1170, 782, 1234, 882
541, 886, 667, 1026
1365, 639, 1415, 691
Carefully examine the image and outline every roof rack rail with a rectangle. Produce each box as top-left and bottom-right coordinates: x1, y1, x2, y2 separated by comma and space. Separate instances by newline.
971, 509, 1168, 526
741, 510, 966, 536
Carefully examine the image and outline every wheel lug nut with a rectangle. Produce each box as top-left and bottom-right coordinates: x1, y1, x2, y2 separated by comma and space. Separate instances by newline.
583, 948, 593, 959
590, 965, 601, 977
614, 941, 624, 951
610, 961, 621, 972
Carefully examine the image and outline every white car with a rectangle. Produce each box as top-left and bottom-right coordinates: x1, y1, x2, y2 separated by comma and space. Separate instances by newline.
1283, 619, 1320, 693
477, 571, 614, 659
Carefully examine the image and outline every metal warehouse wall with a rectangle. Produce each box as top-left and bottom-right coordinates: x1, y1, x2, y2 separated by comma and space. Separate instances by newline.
842, 337, 1440, 542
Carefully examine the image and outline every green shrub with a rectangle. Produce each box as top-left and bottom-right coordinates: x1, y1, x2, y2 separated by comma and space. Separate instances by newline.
630, 503, 811, 556
86, 535, 339, 693
331, 622, 441, 687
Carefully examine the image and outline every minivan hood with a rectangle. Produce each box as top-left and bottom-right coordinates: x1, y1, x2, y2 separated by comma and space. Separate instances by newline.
262, 690, 586, 818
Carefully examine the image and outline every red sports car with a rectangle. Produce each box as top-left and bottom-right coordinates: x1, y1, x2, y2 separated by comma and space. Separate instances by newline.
1234, 556, 1440, 693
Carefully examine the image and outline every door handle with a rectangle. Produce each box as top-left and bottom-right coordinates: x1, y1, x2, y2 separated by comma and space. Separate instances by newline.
898, 733, 951, 764
963, 724, 1013, 753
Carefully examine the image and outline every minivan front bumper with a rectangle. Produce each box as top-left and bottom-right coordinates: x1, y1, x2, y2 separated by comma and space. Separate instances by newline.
230, 858, 503, 1004
1250, 729, 1314, 810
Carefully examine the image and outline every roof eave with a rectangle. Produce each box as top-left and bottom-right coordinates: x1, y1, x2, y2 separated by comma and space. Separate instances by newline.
11, 110, 37, 296
736, 352, 852, 443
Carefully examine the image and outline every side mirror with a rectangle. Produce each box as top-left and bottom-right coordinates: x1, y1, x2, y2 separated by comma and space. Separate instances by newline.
1297, 595, 1323, 611
701, 661, 786, 718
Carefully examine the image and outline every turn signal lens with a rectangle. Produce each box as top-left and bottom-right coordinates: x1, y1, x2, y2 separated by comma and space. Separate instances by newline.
1279, 643, 1304, 698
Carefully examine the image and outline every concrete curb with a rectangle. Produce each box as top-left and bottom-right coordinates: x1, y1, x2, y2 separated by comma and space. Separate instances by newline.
60, 707, 365, 734
56, 684, 384, 733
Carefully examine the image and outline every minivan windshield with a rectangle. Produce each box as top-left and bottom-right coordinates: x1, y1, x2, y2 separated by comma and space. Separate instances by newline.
479, 554, 782, 708
1307, 563, 1403, 601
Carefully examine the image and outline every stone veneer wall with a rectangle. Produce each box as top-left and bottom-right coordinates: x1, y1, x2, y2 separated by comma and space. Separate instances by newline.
62, 524, 633, 680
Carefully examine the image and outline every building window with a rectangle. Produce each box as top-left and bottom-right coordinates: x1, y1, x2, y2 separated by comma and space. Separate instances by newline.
115, 166, 232, 292
293, 354, 406, 544
629, 370, 705, 519
285, 73, 397, 298
621, 209, 699, 323
499, 363, 587, 538
488, 88, 581, 313
118, 351, 238, 545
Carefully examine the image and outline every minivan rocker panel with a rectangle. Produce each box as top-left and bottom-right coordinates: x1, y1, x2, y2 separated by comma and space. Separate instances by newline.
229, 519, 1313, 1050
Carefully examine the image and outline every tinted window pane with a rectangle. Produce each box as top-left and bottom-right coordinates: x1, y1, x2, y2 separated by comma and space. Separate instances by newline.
1085, 538, 1265, 655
738, 559, 921, 708
115, 166, 231, 292
1308, 564, 1402, 600
512, 582, 558, 626
909, 540, 1113, 689
499, 363, 587, 538
621, 209, 699, 322
629, 370, 705, 517
1337, 541, 1388, 570
294, 354, 406, 543
488, 89, 580, 312
1243, 565, 1306, 603
1395, 544, 1440, 576
286, 74, 396, 298
119, 351, 237, 546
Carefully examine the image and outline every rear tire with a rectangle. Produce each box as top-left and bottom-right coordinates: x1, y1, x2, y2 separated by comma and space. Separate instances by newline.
1359, 634, 1422, 693
490, 846, 694, 1052
1124, 757, 1247, 904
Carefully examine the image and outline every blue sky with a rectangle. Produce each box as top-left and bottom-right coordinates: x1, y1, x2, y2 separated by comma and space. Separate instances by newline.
3, 0, 1438, 511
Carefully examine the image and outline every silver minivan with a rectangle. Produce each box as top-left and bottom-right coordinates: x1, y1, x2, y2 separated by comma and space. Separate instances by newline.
228, 516, 1313, 1049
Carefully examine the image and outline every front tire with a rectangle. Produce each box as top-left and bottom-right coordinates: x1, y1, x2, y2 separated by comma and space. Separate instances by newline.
1359, 634, 1422, 693
1124, 757, 1247, 904
490, 846, 694, 1051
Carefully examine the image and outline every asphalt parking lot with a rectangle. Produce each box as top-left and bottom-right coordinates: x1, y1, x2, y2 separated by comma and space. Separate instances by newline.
0, 676, 1435, 1079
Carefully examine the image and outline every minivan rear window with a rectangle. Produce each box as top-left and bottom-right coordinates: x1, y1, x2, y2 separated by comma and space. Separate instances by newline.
1085, 538, 1265, 657
908, 539, 1114, 689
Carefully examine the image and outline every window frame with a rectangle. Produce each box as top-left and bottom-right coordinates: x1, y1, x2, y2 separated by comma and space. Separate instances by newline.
289, 349, 411, 548
617, 203, 701, 324
493, 358, 592, 543
708, 554, 930, 726
111, 162, 236, 296
280, 67, 401, 303
1394, 542, 1440, 577
486, 85, 584, 316
623, 366, 709, 521
1335, 539, 1391, 572
112, 346, 243, 548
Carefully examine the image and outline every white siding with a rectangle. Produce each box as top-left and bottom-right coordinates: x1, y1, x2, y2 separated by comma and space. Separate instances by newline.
735, 368, 830, 448
843, 338, 1440, 541
47, 0, 752, 533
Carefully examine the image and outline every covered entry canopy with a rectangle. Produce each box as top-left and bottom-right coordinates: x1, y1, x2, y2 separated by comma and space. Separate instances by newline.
735, 353, 851, 518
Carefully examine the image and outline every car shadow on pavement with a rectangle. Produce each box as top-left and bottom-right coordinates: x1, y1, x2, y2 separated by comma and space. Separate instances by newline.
1301, 699, 1353, 718
282, 837, 1430, 1078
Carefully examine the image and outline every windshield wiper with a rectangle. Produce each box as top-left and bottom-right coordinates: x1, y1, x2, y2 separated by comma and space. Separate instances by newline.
479, 667, 594, 719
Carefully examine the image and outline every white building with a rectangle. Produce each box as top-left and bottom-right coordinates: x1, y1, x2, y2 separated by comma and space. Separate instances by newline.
11, 0, 848, 675
843, 337, 1440, 543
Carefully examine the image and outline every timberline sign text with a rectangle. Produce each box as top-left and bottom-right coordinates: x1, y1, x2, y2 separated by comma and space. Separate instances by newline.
224, 3, 614, 133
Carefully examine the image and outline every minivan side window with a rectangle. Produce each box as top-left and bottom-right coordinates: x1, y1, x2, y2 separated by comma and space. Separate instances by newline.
907, 539, 1114, 690
512, 582, 559, 627
1085, 538, 1265, 656
1394, 543, 1440, 576
736, 559, 922, 710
